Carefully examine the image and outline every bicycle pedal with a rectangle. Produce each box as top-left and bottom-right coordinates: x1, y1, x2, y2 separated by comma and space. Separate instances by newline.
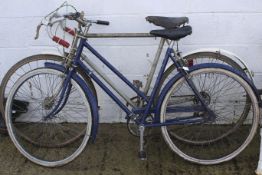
138, 151, 147, 160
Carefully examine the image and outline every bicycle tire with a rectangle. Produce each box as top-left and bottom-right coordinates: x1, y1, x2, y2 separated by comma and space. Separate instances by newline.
160, 66, 259, 165
5, 68, 93, 167
156, 52, 251, 144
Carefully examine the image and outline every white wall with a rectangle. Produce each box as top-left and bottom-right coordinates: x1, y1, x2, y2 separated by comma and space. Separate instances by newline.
1, 0, 262, 122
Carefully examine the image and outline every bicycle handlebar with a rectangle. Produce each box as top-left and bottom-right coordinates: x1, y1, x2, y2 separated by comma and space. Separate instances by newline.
54, 11, 110, 26
96, 20, 110, 25
34, 6, 110, 49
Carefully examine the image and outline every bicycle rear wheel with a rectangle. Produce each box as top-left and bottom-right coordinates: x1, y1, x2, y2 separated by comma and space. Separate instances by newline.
0, 55, 63, 129
156, 52, 252, 144
5, 68, 92, 167
160, 66, 259, 165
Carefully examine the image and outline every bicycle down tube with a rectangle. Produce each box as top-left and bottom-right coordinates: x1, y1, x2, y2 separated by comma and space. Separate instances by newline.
61, 37, 207, 127
62, 37, 170, 119
80, 37, 166, 107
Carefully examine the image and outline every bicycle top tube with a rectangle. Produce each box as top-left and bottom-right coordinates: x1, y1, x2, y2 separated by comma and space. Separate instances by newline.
84, 33, 154, 38
78, 33, 167, 97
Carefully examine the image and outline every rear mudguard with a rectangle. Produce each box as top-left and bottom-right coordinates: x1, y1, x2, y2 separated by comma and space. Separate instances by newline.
45, 62, 99, 142
155, 63, 261, 123
164, 48, 254, 82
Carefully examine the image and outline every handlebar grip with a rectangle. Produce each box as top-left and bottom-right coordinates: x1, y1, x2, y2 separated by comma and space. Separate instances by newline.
96, 20, 110, 25
52, 36, 70, 48
64, 27, 76, 36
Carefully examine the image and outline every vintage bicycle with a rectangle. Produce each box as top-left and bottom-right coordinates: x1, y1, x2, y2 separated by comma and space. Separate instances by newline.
3, 2, 261, 167
0, 3, 255, 133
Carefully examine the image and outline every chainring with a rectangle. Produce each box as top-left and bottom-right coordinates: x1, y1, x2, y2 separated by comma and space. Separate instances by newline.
126, 96, 152, 137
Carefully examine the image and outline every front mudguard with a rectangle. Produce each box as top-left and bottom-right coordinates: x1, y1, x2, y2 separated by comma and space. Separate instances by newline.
155, 63, 261, 123
45, 62, 99, 142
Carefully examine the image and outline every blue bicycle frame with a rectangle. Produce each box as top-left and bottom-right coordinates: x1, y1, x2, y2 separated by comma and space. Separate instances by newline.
46, 37, 210, 128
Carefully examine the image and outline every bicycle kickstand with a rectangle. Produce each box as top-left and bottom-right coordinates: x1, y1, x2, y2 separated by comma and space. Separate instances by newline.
138, 125, 147, 160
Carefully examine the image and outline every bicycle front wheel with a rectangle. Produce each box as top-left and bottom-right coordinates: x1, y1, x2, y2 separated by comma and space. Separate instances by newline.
5, 68, 93, 167
160, 66, 259, 165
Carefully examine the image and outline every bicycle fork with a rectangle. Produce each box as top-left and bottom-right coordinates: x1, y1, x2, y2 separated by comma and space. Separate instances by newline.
43, 69, 73, 121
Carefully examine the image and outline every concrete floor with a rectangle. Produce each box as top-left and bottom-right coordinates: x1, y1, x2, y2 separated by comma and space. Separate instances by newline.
0, 124, 260, 175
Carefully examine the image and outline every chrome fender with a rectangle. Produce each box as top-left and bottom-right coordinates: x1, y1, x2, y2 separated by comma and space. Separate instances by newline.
165, 48, 254, 82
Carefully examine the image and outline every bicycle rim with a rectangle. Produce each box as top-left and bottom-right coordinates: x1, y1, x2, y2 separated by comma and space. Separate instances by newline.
5, 68, 92, 167
160, 67, 259, 165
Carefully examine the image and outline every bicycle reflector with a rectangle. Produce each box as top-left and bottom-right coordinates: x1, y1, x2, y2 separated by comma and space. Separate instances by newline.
187, 59, 194, 67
